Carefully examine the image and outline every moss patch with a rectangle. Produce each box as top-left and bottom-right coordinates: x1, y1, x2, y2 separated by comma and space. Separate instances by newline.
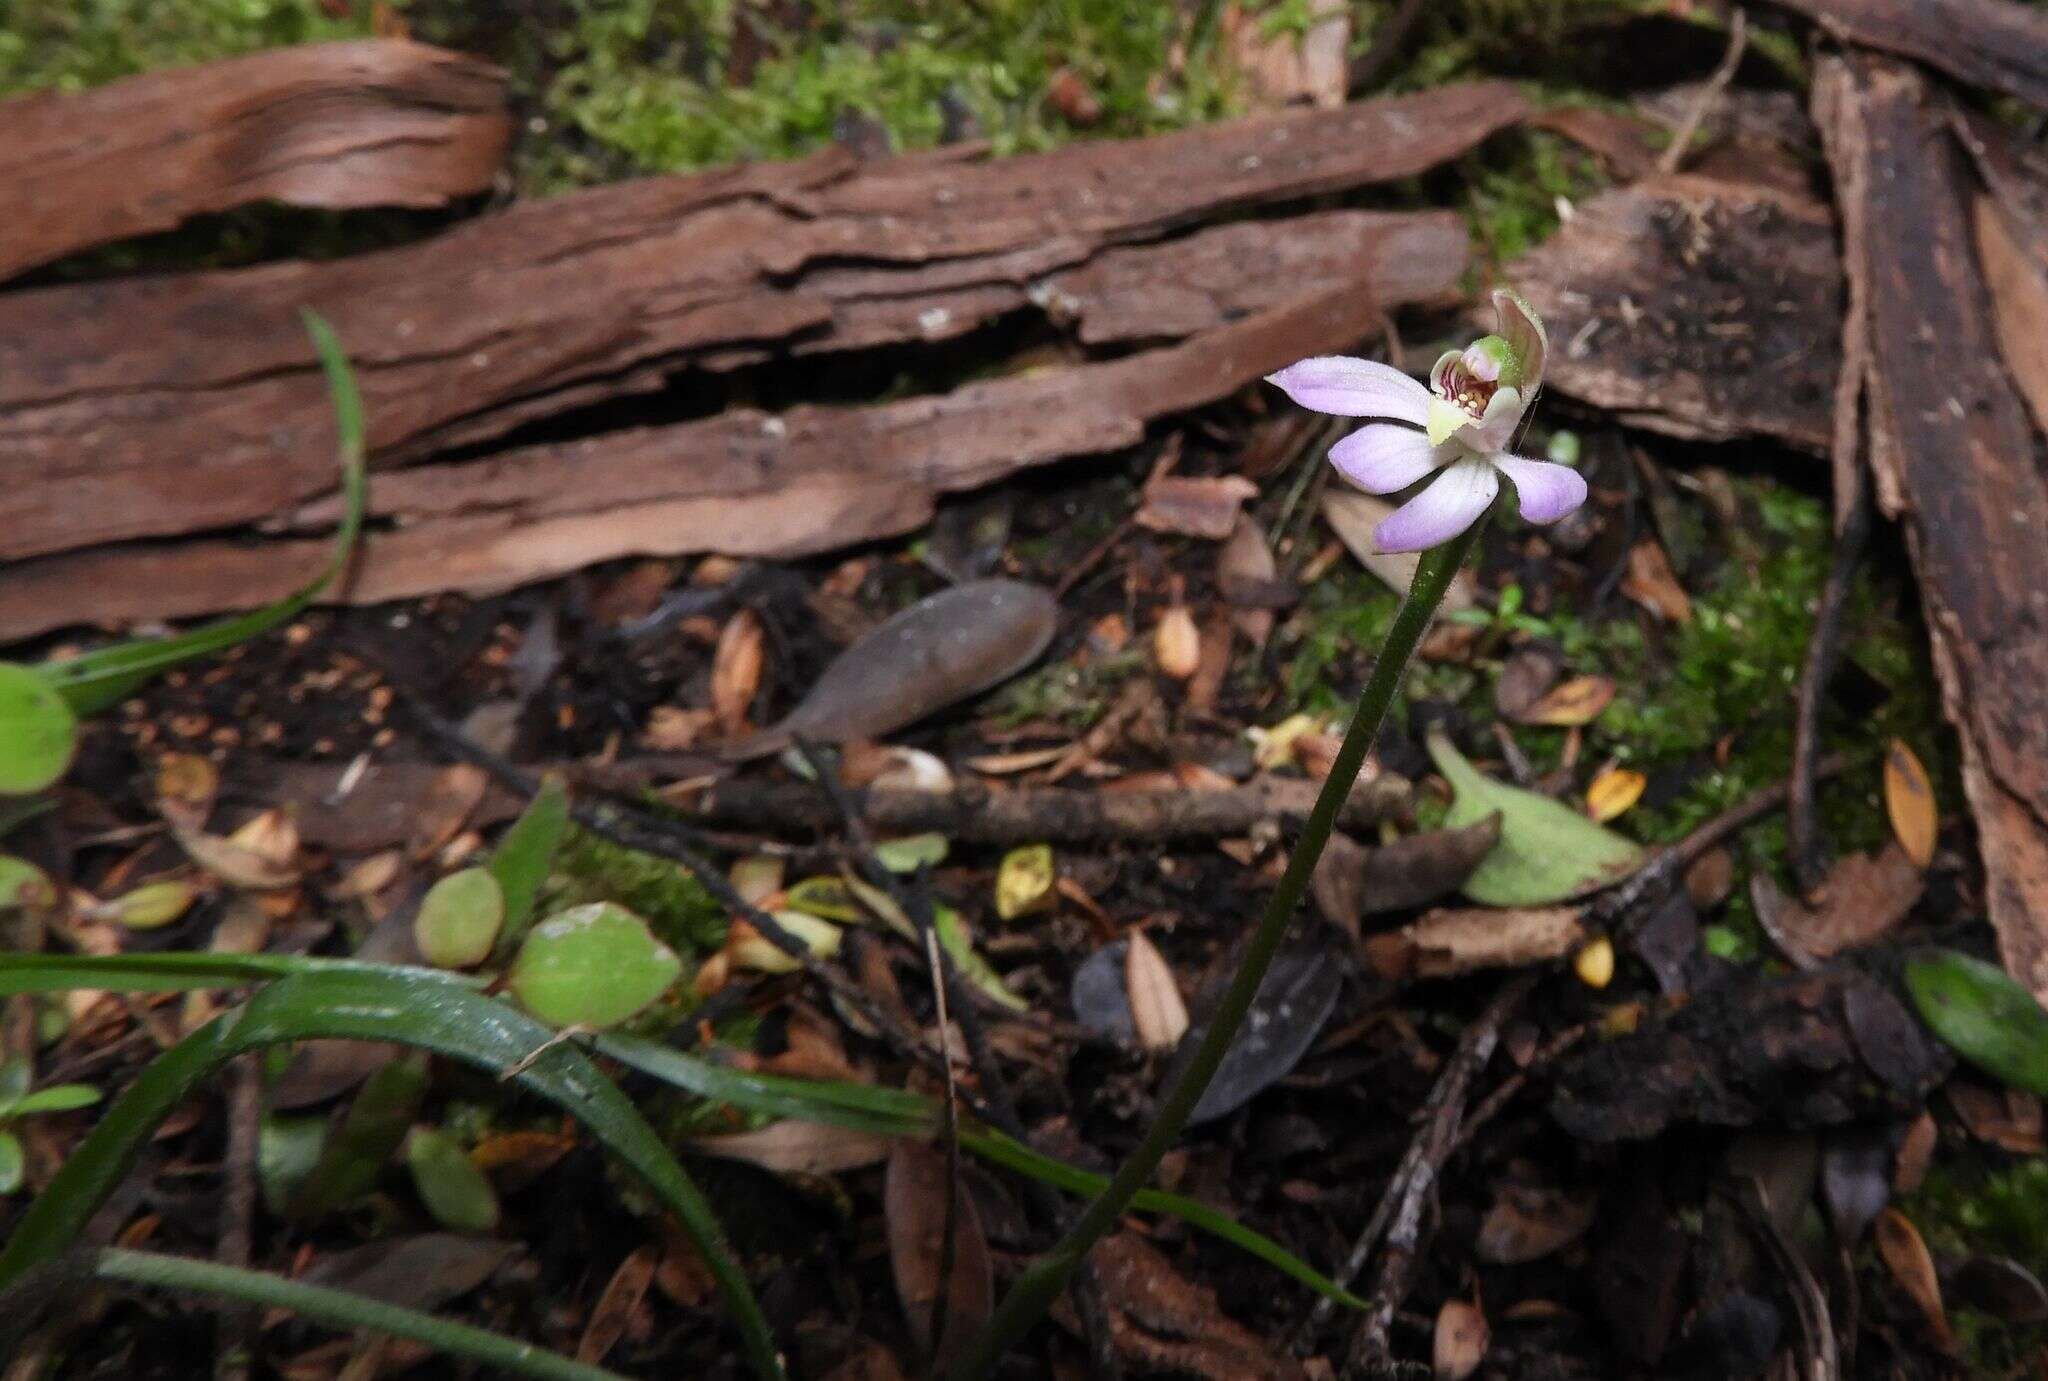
544, 824, 726, 953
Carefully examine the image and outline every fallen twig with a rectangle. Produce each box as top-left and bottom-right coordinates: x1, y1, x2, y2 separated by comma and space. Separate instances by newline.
1656, 9, 1749, 175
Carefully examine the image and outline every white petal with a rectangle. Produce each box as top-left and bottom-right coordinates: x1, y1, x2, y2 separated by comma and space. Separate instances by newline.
1265, 357, 1429, 423
1328, 425, 1437, 493
1493, 287, 1547, 393
1373, 457, 1499, 553
1492, 455, 1587, 524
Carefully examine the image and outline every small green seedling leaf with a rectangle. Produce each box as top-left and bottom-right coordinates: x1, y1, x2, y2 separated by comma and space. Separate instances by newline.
289, 1053, 430, 1221
7, 1085, 101, 1117
106, 880, 197, 931
0, 664, 76, 796
0, 1131, 22, 1194
414, 869, 505, 969
405, 1126, 501, 1233
508, 902, 681, 1029
782, 876, 866, 923
874, 833, 948, 874
32, 312, 367, 717
487, 777, 568, 949
729, 912, 841, 973
258, 1115, 329, 1217
995, 844, 1056, 922
1427, 731, 1643, 905
0, 1057, 26, 1109
935, 905, 1027, 1012
1905, 949, 2048, 1095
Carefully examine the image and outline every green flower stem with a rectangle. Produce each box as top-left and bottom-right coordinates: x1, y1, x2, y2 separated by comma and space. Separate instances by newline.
94, 1248, 626, 1381
950, 518, 1485, 1378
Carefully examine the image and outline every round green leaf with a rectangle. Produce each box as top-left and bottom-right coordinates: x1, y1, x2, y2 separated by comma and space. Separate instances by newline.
414, 869, 506, 970
1905, 949, 2048, 1095
0, 857, 54, 912
404, 1126, 500, 1233
508, 902, 682, 1030
0, 665, 76, 796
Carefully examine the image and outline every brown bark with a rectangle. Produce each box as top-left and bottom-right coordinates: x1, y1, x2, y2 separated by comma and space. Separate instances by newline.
1771, 0, 2048, 109
1815, 55, 2048, 1001
0, 81, 1522, 571
0, 40, 510, 281
1510, 173, 1840, 452
0, 283, 1405, 638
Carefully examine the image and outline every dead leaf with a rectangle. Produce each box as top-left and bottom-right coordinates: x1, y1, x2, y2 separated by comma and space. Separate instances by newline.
1493, 645, 1563, 721
1621, 540, 1693, 623
1947, 1081, 2045, 1155
1874, 1208, 1951, 1347
1972, 189, 2048, 436
300, 1233, 515, 1312
175, 828, 299, 891
1884, 738, 1937, 868
1322, 492, 1478, 612
1893, 1111, 1937, 1195
1518, 675, 1617, 727
1081, 1231, 1289, 1378
1476, 1183, 1599, 1264
713, 608, 766, 736
1754, 845, 1924, 964
1135, 474, 1260, 539
1585, 767, 1646, 823
1951, 1255, 2048, 1324
1125, 930, 1189, 1052
1434, 1297, 1490, 1381
154, 753, 219, 834
1217, 517, 1283, 648
409, 764, 488, 860
1367, 906, 1586, 981
885, 1140, 993, 1371
329, 850, 403, 901
1043, 66, 1102, 125
1153, 605, 1201, 681
1314, 817, 1502, 933
470, 1130, 576, 1193
578, 1246, 657, 1364
644, 705, 716, 751
691, 1120, 894, 1175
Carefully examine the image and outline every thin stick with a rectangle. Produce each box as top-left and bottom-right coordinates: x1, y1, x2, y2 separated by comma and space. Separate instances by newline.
1657, 8, 1748, 175
215, 1056, 262, 1381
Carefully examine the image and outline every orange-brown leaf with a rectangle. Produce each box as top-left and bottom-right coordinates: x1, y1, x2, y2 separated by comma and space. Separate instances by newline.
1884, 737, 1937, 868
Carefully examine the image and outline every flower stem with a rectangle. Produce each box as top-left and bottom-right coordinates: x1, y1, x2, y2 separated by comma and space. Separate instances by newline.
950, 519, 1485, 1378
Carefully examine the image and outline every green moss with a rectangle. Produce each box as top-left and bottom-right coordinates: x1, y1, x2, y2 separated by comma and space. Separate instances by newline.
544, 824, 726, 953
0, 0, 368, 93
1902, 1158, 2048, 1369
990, 648, 1144, 733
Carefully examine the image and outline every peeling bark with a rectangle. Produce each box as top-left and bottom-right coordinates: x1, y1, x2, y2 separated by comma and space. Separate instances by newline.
1771, 0, 2048, 109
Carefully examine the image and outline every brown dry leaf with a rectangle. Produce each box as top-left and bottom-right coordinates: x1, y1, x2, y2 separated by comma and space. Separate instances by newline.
154, 753, 219, 834
1367, 906, 1586, 981
1043, 66, 1102, 125
176, 829, 299, 891
1217, 516, 1281, 648
1620, 540, 1693, 623
1684, 848, 1734, 909
1884, 738, 1937, 868
1434, 1297, 1491, 1381
1585, 767, 1646, 824
1972, 190, 2048, 436
1875, 1208, 1951, 1347
329, 850, 403, 901
966, 745, 1071, 775
230, 809, 300, 871
884, 1140, 993, 1371
1125, 930, 1190, 1052
577, 1246, 657, 1364
409, 764, 488, 860
1947, 1082, 2046, 1155
1153, 605, 1201, 681
1494, 646, 1563, 720
471, 1130, 576, 1193
1185, 608, 1235, 717
1084, 1231, 1290, 1378
1225, 0, 1350, 110
644, 705, 716, 751
712, 608, 766, 736
1314, 817, 1502, 933
690, 1120, 894, 1175
1893, 1112, 1937, 1195
1321, 492, 1478, 612
1135, 474, 1260, 539
1518, 675, 1617, 727
1760, 844, 1925, 963
1476, 1183, 1599, 1264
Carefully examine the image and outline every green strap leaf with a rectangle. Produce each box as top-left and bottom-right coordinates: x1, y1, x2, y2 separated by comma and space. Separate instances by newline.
488, 777, 570, 948
1905, 948, 2048, 1095
33, 312, 368, 716
0, 969, 783, 1381
0, 951, 477, 997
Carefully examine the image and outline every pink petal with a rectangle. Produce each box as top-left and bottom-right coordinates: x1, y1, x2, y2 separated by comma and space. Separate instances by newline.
1466, 386, 1528, 453
1492, 455, 1587, 524
1265, 357, 1430, 423
1373, 457, 1499, 553
1328, 424, 1438, 494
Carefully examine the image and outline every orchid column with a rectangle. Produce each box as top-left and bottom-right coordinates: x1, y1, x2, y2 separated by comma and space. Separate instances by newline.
953, 289, 1585, 1377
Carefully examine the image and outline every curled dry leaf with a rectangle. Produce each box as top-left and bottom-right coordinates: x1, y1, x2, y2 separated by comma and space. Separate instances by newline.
1084, 1231, 1288, 1378
578, 1246, 658, 1365
409, 764, 488, 860
691, 1120, 895, 1176
1756, 845, 1924, 965
1125, 930, 1190, 1052
176, 829, 300, 891
1476, 1183, 1599, 1265
712, 607, 766, 736
1434, 1298, 1490, 1381
1621, 540, 1693, 623
1585, 767, 1646, 824
1135, 473, 1261, 539
1519, 675, 1617, 727
1313, 816, 1503, 933
1367, 906, 1587, 981
1884, 737, 1937, 868
885, 1139, 993, 1370
1874, 1208, 1951, 1347
1153, 604, 1202, 680
1321, 492, 1477, 612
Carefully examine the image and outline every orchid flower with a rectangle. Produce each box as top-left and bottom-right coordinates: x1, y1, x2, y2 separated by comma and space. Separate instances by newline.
1266, 288, 1586, 553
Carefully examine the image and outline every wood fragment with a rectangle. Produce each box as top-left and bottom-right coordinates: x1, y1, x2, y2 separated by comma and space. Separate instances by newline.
0, 40, 510, 282
1769, 0, 2048, 110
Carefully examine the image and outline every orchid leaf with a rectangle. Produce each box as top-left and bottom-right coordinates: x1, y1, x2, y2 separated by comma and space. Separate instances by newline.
1905, 949, 2048, 1096
487, 777, 568, 951
0, 666, 77, 796
508, 902, 682, 1029
1427, 730, 1642, 905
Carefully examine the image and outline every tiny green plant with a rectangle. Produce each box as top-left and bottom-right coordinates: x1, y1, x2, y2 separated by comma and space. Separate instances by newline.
0, 1055, 102, 1195
0, 310, 367, 800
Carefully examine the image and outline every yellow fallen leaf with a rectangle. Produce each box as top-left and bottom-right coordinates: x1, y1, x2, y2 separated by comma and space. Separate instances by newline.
995, 844, 1056, 922
1584, 767, 1646, 823
1885, 738, 1937, 869
1572, 936, 1615, 990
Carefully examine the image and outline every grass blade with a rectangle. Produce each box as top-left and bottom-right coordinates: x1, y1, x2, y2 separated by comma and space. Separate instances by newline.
95, 1247, 625, 1381
0, 969, 783, 1381
0, 951, 475, 997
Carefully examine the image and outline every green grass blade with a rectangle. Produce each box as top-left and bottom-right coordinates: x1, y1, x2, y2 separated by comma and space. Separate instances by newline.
95, 1248, 625, 1381
0, 970, 783, 1381
35, 312, 368, 715
0, 951, 477, 997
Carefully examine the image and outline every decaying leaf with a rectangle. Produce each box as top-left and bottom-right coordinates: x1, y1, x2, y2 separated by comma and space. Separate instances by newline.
1217, 516, 1284, 647
176, 828, 300, 891
578, 1246, 658, 1365
1321, 492, 1477, 612
409, 764, 488, 859
727, 580, 1059, 760
1620, 540, 1692, 623
1429, 731, 1643, 905
712, 607, 766, 736
1134, 474, 1261, 539
1071, 941, 1138, 1045
1493, 645, 1563, 721
154, 752, 220, 834
995, 844, 1055, 922
1082, 1231, 1289, 1379
1476, 1183, 1599, 1264
1755, 845, 1923, 965
1434, 1297, 1490, 1381
1884, 738, 1937, 869
1185, 944, 1342, 1124
1517, 675, 1617, 728
1312, 817, 1502, 933
299, 1233, 516, 1312
1874, 1208, 1951, 1346
1153, 604, 1201, 680
1585, 767, 1646, 824
1367, 906, 1587, 981
1125, 930, 1190, 1052
1951, 1255, 2048, 1324
885, 1140, 993, 1370
691, 1120, 895, 1175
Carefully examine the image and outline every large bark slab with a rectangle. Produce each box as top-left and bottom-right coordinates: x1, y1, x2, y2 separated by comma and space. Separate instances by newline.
0, 286, 1399, 639
0, 40, 510, 282
1815, 55, 2048, 1001
1510, 173, 1840, 452
0, 81, 1521, 569
1771, 0, 2048, 110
